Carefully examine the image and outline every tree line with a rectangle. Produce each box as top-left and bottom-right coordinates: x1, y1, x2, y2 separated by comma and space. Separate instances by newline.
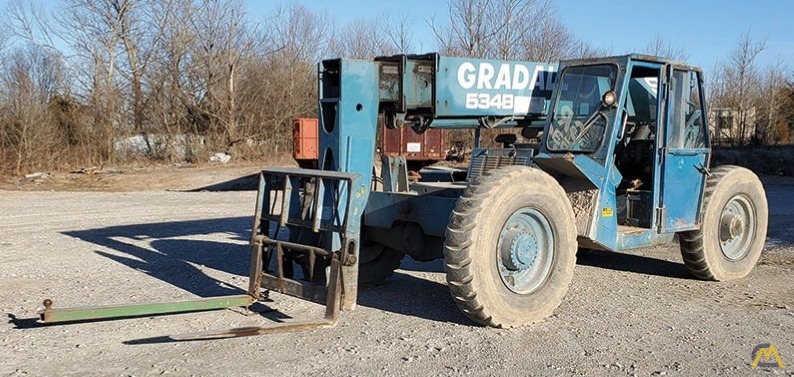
707, 32, 794, 147
0, 0, 791, 175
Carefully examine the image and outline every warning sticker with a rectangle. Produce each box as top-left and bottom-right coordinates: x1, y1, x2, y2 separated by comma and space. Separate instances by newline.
601, 207, 613, 217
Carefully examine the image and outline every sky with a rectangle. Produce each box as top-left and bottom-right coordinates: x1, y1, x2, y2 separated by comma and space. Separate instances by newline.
244, 0, 794, 72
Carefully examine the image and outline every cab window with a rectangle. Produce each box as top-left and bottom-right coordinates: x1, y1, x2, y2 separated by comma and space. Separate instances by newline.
669, 70, 706, 149
546, 64, 617, 152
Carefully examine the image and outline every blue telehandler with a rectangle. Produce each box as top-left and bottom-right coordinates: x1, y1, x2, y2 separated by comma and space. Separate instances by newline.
40, 53, 767, 338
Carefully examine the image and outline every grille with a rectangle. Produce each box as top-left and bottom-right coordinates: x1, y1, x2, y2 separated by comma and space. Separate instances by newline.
467, 148, 534, 183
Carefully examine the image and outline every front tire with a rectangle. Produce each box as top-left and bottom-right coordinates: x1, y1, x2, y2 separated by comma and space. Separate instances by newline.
679, 165, 768, 280
444, 166, 577, 328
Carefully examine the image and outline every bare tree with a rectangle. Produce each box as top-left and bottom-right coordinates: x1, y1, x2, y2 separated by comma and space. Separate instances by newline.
643, 35, 688, 61
491, 0, 533, 59
0, 46, 67, 173
268, 4, 333, 64
566, 39, 612, 59
139, 0, 202, 159
430, 0, 492, 58
521, 9, 572, 61
730, 31, 765, 146
0, 0, 639, 174
0, 19, 11, 54
331, 14, 418, 59
786, 78, 794, 142
754, 59, 790, 144
333, 18, 392, 59
431, 0, 600, 61
248, 3, 333, 153
5, 0, 62, 55
182, 0, 260, 149
53, 0, 136, 163
385, 14, 416, 53
111, 0, 170, 134
711, 31, 766, 146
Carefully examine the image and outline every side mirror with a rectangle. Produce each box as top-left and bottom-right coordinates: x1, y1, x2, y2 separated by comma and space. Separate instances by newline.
602, 90, 617, 108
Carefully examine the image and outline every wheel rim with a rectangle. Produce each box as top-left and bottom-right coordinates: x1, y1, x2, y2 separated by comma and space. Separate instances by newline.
719, 195, 756, 261
496, 207, 554, 294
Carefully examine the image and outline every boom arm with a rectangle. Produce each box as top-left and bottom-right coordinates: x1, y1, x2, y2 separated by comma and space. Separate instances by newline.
373, 54, 557, 132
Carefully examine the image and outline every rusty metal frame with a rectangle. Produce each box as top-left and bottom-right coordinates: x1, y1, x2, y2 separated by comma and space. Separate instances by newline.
168, 255, 342, 340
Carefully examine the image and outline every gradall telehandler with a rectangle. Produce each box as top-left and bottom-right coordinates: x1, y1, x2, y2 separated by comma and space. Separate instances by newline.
40, 53, 767, 339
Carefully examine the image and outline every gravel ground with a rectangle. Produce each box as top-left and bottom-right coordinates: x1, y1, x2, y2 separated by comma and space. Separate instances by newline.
1, 177, 792, 376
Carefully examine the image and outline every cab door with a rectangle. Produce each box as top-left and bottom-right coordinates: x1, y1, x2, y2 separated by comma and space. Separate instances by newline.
659, 68, 710, 233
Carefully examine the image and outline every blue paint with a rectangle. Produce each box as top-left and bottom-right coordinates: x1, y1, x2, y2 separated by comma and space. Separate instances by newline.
594, 183, 619, 251
617, 227, 676, 250
435, 56, 557, 118
660, 150, 708, 231
318, 60, 380, 252
534, 55, 710, 251
659, 68, 709, 232
497, 208, 555, 294
364, 191, 459, 237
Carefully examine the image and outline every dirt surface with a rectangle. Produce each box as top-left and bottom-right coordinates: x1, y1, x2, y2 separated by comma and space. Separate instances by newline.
0, 161, 284, 192
1, 173, 792, 376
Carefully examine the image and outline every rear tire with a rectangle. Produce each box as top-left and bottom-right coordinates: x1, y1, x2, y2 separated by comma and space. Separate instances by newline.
358, 242, 403, 286
444, 166, 577, 328
678, 165, 768, 281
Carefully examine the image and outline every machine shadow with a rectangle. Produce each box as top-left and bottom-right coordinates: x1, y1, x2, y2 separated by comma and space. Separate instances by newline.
358, 258, 471, 326
397, 247, 698, 281
62, 216, 701, 331
186, 173, 260, 192
575, 248, 698, 280
62, 217, 471, 327
63, 216, 254, 298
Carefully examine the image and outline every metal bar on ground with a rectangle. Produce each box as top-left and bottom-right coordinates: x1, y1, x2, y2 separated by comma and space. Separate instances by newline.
39, 295, 254, 324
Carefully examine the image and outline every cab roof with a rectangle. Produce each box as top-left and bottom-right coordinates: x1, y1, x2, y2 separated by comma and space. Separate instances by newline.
560, 53, 701, 72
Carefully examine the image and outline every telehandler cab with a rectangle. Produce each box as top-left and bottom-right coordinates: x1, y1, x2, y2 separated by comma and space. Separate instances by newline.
40, 53, 767, 338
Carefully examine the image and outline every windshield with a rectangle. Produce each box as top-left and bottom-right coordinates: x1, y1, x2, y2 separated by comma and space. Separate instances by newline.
546, 64, 617, 152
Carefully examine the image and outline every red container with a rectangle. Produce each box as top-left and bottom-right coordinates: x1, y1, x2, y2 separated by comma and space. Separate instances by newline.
293, 118, 319, 161
292, 117, 446, 169
381, 127, 445, 161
